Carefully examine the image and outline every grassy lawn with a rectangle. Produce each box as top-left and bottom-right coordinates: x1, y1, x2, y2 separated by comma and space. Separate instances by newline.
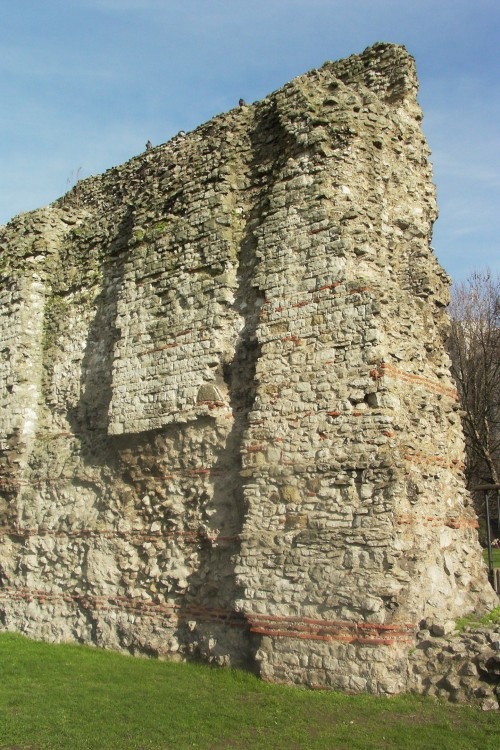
483, 547, 500, 568
0, 633, 499, 750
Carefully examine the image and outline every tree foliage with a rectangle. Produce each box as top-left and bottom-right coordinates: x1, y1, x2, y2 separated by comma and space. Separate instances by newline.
448, 270, 500, 489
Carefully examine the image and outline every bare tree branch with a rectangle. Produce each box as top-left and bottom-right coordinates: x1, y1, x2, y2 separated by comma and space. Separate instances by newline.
448, 270, 500, 489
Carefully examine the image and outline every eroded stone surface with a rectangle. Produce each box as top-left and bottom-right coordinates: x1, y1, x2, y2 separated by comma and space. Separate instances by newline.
409, 624, 500, 710
0, 42, 497, 697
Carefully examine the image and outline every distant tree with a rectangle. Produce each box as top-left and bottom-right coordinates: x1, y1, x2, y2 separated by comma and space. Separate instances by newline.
448, 270, 500, 491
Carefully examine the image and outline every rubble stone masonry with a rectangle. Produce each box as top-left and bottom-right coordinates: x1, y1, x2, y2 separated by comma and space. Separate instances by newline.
0, 43, 497, 699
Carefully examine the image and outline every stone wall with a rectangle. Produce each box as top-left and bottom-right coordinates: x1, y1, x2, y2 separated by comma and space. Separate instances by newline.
0, 42, 497, 697
409, 622, 500, 710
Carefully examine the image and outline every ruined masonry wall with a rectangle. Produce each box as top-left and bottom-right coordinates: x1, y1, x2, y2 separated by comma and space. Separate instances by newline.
0, 43, 496, 696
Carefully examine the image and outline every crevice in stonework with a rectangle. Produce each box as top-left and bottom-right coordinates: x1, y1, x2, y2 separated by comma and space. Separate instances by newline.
72, 206, 134, 444
184, 99, 317, 663
175, 132, 266, 670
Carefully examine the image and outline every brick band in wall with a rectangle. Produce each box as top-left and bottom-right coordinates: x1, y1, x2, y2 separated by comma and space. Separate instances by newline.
0, 586, 416, 645
259, 281, 371, 317
403, 451, 464, 470
395, 514, 478, 529
0, 525, 238, 544
0, 587, 244, 626
0, 514, 478, 542
243, 612, 415, 646
376, 362, 458, 400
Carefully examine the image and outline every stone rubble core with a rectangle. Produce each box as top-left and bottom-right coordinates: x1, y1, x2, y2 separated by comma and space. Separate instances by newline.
0, 42, 497, 700
409, 624, 500, 711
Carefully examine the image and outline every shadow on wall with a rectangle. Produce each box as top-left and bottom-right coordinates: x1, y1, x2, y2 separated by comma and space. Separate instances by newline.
72, 206, 134, 444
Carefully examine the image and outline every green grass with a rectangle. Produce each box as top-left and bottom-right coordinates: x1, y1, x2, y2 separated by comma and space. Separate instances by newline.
483, 547, 500, 568
1, 634, 499, 750
456, 606, 500, 632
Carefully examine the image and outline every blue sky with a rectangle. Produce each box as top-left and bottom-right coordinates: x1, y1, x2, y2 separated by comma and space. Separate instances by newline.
1, 0, 498, 283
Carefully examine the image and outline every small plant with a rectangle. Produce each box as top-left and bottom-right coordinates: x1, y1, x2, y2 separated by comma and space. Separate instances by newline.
62, 167, 84, 207
456, 606, 500, 632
